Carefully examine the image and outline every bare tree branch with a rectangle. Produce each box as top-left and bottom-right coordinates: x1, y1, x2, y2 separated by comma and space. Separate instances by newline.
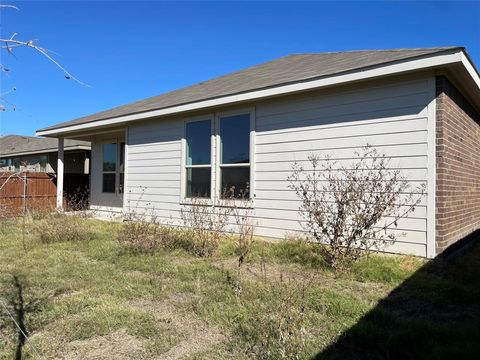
0, 4, 19, 10
0, 4, 89, 110
0, 38, 89, 87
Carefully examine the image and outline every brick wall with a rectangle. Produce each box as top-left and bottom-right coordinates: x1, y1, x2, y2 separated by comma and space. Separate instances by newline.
436, 76, 480, 254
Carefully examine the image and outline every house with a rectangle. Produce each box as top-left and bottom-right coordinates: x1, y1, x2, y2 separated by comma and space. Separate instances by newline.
0, 135, 90, 173
36, 47, 480, 258
0, 135, 91, 205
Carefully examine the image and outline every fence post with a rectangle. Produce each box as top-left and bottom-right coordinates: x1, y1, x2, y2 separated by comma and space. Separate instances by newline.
23, 172, 27, 215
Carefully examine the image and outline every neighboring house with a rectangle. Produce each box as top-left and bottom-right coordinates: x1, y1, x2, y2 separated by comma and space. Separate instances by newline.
36, 47, 480, 258
0, 135, 91, 174
0, 135, 91, 206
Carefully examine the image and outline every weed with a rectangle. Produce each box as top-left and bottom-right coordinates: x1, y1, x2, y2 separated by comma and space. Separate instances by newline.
33, 213, 92, 243
242, 269, 315, 359
117, 219, 189, 254
180, 197, 230, 257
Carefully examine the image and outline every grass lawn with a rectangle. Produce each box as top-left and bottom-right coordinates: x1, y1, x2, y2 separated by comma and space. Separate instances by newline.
0, 218, 479, 359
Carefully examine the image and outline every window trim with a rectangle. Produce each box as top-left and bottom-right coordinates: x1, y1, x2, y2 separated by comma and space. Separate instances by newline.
181, 108, 255, 205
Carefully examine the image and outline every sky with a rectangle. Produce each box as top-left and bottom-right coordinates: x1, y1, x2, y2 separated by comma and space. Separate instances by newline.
0, 1, 479, 136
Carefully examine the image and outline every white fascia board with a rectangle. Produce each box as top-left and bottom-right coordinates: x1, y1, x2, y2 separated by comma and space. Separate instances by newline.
461, 52, 480, 90
37, 51, 465, 137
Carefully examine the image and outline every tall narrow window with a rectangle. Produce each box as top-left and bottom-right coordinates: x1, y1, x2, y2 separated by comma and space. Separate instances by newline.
102, 142, 117, 193
119, 142, 125, 194
219, 113, 250, 198
185, 120, 211, 198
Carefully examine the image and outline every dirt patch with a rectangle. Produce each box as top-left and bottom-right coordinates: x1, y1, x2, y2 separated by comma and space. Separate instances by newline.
129, 293, 226, 360
61, 329, 145, 360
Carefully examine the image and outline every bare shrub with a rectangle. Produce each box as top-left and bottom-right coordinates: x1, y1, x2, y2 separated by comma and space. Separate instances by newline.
117, 211, 187, 253
26, 202, 55, 220
226, 191, 256, 295
180, 197, 231, 257
33, 213, 91, 243
244, 270, 314, 359
288, 145, 425, 270
65, 186, 90, 212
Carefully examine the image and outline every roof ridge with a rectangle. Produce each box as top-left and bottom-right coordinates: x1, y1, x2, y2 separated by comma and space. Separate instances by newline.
286, 46, 462, 56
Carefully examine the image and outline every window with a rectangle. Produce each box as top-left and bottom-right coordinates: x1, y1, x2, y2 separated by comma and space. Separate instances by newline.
185, 119, 211, 198
26, 155, 48, 172
13, 158, 20, 172
219, 113, 250, 198
102, 142, 117, 193
102, 140, 126, 194
39, 155, 48, 172
183, 111, 252, 202
119, 142, 125, 194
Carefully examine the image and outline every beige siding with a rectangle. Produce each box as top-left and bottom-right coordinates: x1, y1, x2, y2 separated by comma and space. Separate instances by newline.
122, 74, 435, 257
125, 118, 183, 217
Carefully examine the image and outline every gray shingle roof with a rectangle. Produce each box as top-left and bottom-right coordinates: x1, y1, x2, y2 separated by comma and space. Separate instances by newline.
0, 135, 90, 157
39, 47, 462, 132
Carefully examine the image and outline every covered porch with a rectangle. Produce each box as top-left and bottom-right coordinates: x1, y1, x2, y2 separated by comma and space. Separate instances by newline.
52, 127, 126, 216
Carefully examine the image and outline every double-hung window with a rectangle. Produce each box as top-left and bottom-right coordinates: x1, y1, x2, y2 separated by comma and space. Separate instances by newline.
218, 113, 251, 199
185, 119, 212, 198
183, 110, 252, 201
102, 140, 126, 194
102, 142, 117, 193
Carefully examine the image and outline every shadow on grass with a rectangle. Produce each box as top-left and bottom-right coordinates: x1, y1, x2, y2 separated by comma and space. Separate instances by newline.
315, 230, 480, 360
1, 274, 43, 360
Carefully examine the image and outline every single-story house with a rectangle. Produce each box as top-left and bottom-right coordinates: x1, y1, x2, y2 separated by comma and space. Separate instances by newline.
36, 47, 480, 258
0, 135, 91, 205
0, 135, 90, 174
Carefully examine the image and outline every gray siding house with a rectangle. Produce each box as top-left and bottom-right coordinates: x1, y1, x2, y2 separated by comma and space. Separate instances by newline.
36, 47, 480, 258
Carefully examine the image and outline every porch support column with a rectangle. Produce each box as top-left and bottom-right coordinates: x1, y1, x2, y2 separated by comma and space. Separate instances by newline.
56, 137, 64, 211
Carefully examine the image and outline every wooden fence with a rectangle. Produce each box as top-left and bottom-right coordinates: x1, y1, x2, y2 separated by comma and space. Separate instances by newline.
0, 172, 58, 216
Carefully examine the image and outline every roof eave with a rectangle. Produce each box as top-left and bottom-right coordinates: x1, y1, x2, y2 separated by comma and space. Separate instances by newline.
0, 145, 91, 158
37, 48, 477, 137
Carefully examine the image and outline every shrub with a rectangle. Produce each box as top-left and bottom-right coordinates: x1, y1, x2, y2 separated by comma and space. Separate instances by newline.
117, 218, 188, 253
180, 197, 230, 257
288, 145, 425, 270
34, 213, 91, 243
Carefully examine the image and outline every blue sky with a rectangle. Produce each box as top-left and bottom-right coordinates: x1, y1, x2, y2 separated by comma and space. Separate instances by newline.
1, 1, 479, 136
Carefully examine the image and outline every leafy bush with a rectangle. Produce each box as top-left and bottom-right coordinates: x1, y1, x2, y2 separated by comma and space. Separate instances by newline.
34, 213, 92, 243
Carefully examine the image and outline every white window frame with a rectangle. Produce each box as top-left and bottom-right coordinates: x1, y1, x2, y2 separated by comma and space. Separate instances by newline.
180, 108, 255, 206
181, 115, 214, 202
101, 138, 125, 196
215, 108, 255, 203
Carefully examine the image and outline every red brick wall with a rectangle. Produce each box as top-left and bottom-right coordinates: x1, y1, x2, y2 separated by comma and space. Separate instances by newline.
436, 76, 480, 253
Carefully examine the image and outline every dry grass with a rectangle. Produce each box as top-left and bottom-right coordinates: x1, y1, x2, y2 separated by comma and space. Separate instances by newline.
1, 218, 477, 360
117, 220, 189, 254
61, 329, 145, 360
129, 293, 226, 360
33, 213, 92, 243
